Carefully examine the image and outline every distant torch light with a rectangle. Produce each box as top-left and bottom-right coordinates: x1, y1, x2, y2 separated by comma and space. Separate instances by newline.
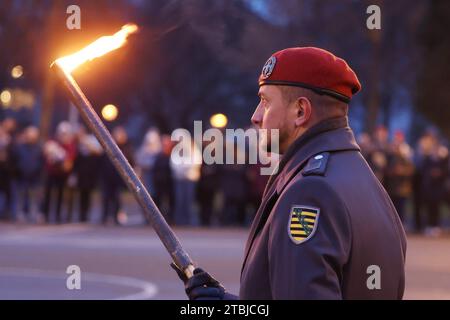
11, 65, 23, 79
102, 104, 118, 121
210, 113, 228, 128
0, 89, 12, 107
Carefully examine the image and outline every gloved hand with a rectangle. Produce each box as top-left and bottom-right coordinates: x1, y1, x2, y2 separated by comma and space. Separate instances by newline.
171, 263, 226, 300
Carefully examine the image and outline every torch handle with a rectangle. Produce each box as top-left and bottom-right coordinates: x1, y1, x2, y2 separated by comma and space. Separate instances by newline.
52, 63, 195, 278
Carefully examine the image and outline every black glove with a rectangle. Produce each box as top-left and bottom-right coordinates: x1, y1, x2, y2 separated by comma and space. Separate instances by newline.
171, 263, 226, 300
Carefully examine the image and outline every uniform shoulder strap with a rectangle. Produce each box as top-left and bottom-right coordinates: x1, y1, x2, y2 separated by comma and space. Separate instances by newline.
302, 152, 330, 176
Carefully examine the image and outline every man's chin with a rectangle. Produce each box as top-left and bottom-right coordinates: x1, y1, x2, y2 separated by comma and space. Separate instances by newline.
259, 129, 282, 154
260, 138, 274, 154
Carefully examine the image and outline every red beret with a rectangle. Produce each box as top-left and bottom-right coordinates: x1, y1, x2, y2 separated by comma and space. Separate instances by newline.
259, 47, 361, 103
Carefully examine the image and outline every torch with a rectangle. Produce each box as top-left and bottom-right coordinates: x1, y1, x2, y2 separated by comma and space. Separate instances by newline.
51, 24, 195, 278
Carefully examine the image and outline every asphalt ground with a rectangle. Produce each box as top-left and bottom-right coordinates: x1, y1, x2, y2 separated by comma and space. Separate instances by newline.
0, 222, 449, 300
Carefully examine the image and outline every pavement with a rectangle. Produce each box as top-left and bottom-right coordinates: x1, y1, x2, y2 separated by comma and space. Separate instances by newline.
0, 222, 449, 300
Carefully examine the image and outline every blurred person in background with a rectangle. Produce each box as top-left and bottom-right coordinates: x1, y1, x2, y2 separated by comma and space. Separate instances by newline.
1, 118, 18, 138
42, 122, 77, 223
385, 130, 414, 223
69, 127, 103, 223
136, 128, 161, 198
196, 137, 222, 226
411, 131, 434, 233
219, 144, 249, 226
421, 134, 449, 237
367, 125, 390, 185
170, 137, 201, 226
445, 149, 450, 212
101, 126, 134, 225
15, 126, 43, 223
0, 125, 16, 221
153, 134, 175, 224
196, 142, 219, 226
357, 132, 373, 160
1, 118, 19, 220
196, 164, 218, 226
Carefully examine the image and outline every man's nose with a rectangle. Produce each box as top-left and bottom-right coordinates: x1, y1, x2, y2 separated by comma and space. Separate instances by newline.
251, 105, 262, 127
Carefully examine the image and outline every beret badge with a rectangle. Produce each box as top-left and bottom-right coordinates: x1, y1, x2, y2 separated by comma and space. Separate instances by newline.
261, 56, 276, 79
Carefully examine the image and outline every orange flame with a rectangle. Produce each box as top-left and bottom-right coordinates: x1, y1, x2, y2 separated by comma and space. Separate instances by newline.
55, 24, 138, 73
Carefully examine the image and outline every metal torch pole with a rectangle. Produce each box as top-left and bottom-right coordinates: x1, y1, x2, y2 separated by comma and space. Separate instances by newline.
52, 62, 195, 278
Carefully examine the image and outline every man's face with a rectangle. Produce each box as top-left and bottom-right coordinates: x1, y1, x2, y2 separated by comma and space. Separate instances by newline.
113, 127, 128, 145
375, 127, 388, 143
251, 85, 294, 153
24, 127, 39, 144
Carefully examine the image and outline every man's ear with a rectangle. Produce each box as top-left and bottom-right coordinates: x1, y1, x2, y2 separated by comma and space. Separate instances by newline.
294, 97, 312, 127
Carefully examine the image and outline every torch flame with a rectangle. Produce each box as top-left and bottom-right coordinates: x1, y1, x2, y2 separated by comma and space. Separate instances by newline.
55, 24, 138, 74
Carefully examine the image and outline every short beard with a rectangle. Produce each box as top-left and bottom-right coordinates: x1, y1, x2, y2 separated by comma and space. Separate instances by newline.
260, 127, 289, 154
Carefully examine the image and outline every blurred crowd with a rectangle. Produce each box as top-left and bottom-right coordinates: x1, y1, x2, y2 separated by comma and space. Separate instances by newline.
0, 118, 268, 227
1, 118, 449, 234
358, 126, 450, 237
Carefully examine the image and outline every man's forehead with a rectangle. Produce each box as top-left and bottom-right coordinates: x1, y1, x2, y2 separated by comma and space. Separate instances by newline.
258, 85, 279, 96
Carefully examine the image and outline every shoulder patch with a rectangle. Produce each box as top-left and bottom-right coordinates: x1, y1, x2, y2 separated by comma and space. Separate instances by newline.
288, 205, 320, 244
302, 152, 330, 176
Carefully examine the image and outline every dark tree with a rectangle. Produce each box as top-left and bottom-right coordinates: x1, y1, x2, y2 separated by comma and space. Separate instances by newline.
416, 0, 450, 139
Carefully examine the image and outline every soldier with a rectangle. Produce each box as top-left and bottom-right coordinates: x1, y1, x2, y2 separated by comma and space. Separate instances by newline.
173, 47, 407, 299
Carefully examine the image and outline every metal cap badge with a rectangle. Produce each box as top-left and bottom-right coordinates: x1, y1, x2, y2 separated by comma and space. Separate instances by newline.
261, 56, 276, 79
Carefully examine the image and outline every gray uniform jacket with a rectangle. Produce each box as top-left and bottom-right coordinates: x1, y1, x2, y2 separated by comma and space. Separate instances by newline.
239, 117, 407, 299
